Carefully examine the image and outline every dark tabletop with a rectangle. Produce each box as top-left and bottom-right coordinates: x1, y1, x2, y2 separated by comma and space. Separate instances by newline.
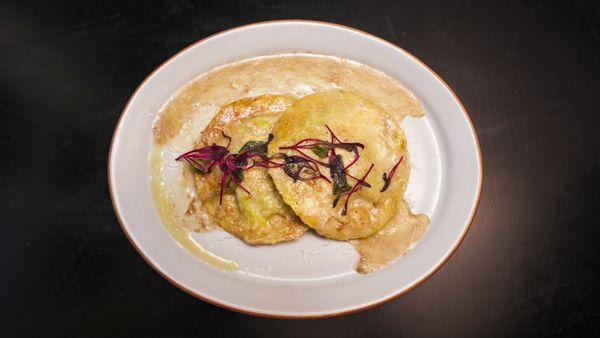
1, 0, 599, 336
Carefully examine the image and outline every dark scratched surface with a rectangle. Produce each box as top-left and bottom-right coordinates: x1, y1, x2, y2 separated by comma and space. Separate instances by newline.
1, 0, 599, 336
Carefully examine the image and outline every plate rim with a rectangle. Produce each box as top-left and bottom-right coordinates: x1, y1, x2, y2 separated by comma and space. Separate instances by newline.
108, 19, 483, 319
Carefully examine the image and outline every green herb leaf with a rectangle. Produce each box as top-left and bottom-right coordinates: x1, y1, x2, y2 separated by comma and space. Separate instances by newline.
329, 154, 351, 196
311, 145, 329, 158
239, 141, 267, 154
232, 168, 244, 182
238, 134, 273, 154
283, 156, 318, 182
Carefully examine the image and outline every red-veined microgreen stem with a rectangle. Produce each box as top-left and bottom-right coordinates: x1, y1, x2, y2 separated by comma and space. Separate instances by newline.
337, 163, 374, 216
380, 156, 403, 192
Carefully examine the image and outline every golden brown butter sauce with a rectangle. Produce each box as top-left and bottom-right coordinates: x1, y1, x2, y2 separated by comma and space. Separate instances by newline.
151, 53, 429, 273
352, 200, 429, 274
153, 54, 424, 146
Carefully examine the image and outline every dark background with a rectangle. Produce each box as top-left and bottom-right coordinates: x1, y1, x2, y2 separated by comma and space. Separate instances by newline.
1, 0, 599, 336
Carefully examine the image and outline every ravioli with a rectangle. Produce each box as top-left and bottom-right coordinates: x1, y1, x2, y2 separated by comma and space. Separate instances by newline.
193, 95, 307, 244
268, 90, 409, 240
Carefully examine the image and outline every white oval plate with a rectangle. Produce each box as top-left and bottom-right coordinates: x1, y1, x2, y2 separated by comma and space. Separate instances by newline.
109, 20, 482, 318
